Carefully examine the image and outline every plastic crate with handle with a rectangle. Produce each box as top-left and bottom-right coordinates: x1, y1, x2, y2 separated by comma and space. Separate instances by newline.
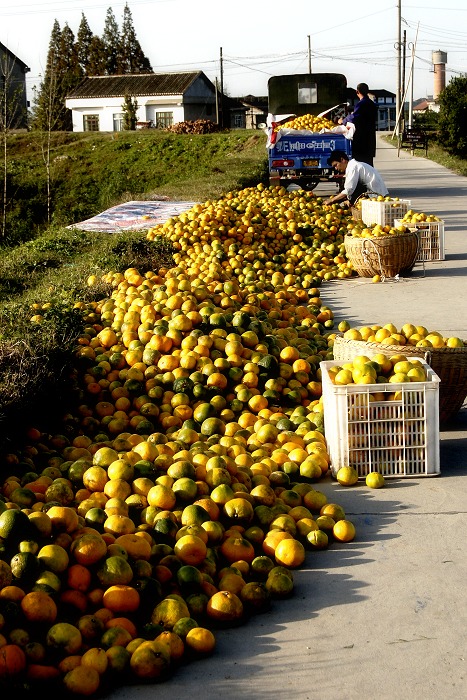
320, 359, 440, 478
394, 218, 445, 261
361, 199, 412, 227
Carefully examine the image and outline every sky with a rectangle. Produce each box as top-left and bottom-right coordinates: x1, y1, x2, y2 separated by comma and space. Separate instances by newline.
2, 0, 467, 105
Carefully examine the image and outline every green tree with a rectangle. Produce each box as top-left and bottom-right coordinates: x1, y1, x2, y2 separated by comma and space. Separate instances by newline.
120, 3, 153, 74
76, 13, 93, 75
122, 93, 138, 130
33, 19, 62, 130
87, 35, 107, 75
57, 24, 83, 130
437, 75, 467, 157
102, 7, 121, 75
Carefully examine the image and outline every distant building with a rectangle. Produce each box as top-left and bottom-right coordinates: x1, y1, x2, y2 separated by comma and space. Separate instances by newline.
413, 97, 440, 114
65, 72, 217, 132
238, 95, 269, 129
0, 42, 30, 129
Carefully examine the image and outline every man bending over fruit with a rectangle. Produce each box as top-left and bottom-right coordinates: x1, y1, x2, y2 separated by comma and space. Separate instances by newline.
324, 150, 389, 206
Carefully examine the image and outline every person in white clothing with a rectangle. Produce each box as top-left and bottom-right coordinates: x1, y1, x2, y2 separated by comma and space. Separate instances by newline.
323, 150, 389, 206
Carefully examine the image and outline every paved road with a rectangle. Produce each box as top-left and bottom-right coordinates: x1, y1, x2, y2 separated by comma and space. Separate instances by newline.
111, 136, 467, 700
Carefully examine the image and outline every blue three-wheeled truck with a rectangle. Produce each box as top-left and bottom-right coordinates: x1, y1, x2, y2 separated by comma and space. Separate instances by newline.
267, 73, 353, 191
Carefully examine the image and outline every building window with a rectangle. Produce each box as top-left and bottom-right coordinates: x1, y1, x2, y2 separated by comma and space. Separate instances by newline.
113, 113, 124, 131
83, 114, 99, 132
233, 114, 243, 128
206, 104, 212, 116
155, 112, 173, 128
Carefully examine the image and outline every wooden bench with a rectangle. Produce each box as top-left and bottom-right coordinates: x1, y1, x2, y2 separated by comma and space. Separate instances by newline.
398, 127, 429, 156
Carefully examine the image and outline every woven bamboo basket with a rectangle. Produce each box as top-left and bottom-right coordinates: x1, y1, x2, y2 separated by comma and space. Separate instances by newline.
332, 335, 467, 425
344, 231, 419, 278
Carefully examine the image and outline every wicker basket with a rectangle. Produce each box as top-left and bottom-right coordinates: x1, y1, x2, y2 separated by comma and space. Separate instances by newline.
332, 335, 467, 425
343, 235, 375, 277
351, 206, 363, 221
344, 231, 419, 278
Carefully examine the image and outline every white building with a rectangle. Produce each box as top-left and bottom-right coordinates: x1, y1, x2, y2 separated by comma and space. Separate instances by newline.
65, 72, 217, 132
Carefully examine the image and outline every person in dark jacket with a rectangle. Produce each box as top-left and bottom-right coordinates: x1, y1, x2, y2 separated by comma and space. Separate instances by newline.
339, 83, 377, 166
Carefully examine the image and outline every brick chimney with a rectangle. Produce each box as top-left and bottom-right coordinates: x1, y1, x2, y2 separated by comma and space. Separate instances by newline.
432, 51, 447, 100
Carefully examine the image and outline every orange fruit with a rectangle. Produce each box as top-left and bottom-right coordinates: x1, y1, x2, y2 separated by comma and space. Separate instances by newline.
320, 503, 346, 521
21, 590, 58, 624
70, 532, 107, 566
97, 555, 133, 587
220, 535, 255, 564
332, 519, 356, 542
104, 514, 136, 537
93, 446, 119, 468
46, 622, 83, 655
154, 630, 185, 662
105, 645, 131, 674
336, 466, 359, 486
185, 627, 216, 655
77, 614, 105, 643
206, 591, 243, 625
0, 644, 27, 679
129, 640, 171, 679
218, 572, 246, 595
302, 489, 327, 511
274, 537, 306, 568
46, 505, 80, 534
82, 466, 109, 492
37, 543, 69, 573
59, 654, 87, 674
307, 529, 329, 550
265, 569, 294, 598
151, 596, 190, 630
114, 533, 152, 561
147, 484, 177, 510
63, 665, 101, 696
174, 535, 207, 566
81, 646, 109, 675
262, 530, 294, 557
102, 585, 140, 613
239, 575, 271, 610
67, 563, 92, 592
100, 626, 133, 649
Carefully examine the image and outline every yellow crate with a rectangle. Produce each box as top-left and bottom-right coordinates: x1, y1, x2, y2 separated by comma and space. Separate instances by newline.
394, 219, 445, 261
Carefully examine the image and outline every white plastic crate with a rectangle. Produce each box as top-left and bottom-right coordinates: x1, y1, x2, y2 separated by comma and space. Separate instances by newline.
394, 219, 445, 261
320, 359, 440, 478
361, 199, 412, 227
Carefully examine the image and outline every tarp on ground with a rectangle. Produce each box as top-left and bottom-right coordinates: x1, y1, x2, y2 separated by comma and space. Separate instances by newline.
67, 200, 197, 233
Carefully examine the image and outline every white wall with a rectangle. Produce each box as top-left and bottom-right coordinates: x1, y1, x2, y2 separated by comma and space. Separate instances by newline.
66, 95, 186, 132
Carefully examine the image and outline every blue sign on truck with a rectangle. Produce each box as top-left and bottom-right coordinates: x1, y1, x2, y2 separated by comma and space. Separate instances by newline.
267, 73, 353, 191
268, 131, 352, 191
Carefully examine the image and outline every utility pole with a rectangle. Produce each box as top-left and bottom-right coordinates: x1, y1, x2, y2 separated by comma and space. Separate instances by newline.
307, 35, 312, 74
215, 78, 219, 124
219, 47, 224, 129
396, 0, 402, 135
401, 29, 407, 129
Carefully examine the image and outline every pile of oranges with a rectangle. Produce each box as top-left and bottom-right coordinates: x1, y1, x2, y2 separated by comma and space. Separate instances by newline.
0, 185, 362, 696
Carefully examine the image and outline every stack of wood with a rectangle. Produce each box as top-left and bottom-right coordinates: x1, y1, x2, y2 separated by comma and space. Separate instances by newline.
166, 120, 222, 134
